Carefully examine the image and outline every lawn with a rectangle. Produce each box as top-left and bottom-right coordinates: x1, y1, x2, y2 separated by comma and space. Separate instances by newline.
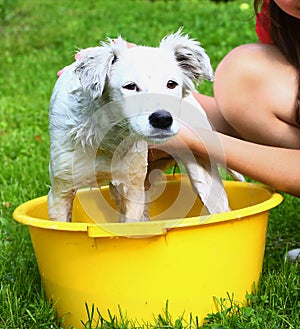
0, 0, 299, 328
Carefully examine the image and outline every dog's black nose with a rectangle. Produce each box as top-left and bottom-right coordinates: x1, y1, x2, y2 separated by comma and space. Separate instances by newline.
148, 110, 173, 130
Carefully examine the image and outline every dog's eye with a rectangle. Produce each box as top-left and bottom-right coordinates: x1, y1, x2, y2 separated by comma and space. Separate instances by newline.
123, 82, 139, 92
167, 80, 178, 89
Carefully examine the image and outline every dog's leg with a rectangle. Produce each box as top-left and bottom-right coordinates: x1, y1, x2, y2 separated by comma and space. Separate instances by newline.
110, 140, 149, 222
110, 182, 147, 222
48, 180, 76, 222
48, 146, 85, 222
180, 154, 230, 214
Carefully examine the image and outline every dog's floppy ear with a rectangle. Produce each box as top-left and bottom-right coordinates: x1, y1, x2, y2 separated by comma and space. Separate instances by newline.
159, 29, 214, 90
75, 37, 127, 99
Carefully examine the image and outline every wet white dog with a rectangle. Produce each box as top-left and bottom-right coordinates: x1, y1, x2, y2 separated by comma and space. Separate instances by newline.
48, 30, 232, 222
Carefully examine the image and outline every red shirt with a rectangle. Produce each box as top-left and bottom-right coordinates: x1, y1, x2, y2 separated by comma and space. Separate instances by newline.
256, 0, 274, 44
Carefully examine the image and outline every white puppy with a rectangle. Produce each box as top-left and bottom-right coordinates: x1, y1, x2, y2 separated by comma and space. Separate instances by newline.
48, 30, 231, 222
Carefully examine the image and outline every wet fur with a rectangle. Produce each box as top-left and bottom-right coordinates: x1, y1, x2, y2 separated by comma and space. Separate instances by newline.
48, 30, 230, 222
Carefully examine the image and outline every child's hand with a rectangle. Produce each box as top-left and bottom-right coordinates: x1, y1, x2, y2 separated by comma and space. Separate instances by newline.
125, 41, 137, 48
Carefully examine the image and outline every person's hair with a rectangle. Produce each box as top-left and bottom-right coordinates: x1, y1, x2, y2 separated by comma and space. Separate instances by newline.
254, 0, 300, 124
254, 0, 300, 71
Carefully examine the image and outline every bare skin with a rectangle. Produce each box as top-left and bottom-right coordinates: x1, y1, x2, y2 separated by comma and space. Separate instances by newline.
214, 43, 300, 148
274, 0, 300, 19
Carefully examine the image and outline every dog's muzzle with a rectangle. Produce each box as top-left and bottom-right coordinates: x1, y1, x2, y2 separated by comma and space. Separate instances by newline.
145, 109, 178, 142
148, 110, 173, 130
128, 108, 179, 143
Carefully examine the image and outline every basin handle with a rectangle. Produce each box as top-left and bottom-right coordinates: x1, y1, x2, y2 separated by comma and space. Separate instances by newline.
87, 223, 168, 238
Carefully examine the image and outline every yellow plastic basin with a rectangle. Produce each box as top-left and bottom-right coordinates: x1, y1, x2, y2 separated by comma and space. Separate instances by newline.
13, 176, 283, 328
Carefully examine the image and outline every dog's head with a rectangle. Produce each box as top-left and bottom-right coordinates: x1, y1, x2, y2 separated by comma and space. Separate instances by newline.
75, 29, 213, 142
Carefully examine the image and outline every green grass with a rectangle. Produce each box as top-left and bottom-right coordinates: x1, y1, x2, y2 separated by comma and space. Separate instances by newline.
0, 0, 299, 328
